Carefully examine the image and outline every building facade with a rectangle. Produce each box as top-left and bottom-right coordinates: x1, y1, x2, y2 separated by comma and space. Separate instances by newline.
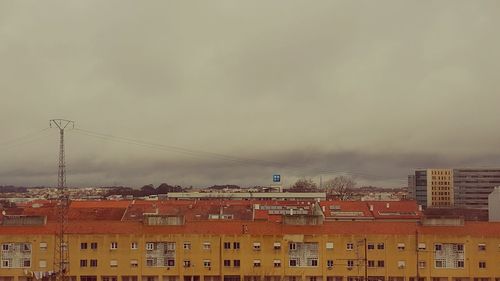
408, 168, 500, 209
1, 200, 500, 281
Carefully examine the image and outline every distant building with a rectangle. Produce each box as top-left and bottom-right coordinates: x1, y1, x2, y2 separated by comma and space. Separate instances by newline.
488, 186, 500, 221
409, 168, 500, 209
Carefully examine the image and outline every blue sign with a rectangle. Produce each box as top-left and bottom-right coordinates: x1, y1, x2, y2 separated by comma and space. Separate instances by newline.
273, 175, 281, 182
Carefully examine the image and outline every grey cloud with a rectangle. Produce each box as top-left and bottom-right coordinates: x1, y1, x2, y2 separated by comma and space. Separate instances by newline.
1, 1, 500, 187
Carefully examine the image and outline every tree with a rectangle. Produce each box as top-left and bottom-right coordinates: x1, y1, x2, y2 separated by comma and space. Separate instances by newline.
289, 178, 318, 192
324, 176, 356, 200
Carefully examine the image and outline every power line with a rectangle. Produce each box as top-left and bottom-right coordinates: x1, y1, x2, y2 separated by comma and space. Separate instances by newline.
72, 127, 387, 181
0, 127, 52, 152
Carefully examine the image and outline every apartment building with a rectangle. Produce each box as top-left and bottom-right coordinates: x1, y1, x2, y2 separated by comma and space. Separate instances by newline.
1, 200, 500, 281
408, 168, 500, 209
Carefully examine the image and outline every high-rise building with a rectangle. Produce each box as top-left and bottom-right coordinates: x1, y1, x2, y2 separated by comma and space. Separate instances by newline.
408, 168, 500, 209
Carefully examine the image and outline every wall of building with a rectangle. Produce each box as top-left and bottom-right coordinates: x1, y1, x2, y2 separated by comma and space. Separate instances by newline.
2, 226, 500, 281
454, 169, 500, 209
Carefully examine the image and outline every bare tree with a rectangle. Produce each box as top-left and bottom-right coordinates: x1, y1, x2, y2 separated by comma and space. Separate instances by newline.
324, 176, 356, 200
289, 178, 318, 192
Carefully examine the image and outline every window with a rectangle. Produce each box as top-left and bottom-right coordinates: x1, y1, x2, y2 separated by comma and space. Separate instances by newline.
253, 260, 261, 267
418, 243, 426, 250
346, 243, 354, 250
146, 259, 154, 267
183, 242, 191, 250
224, 260, 231, 267
367, 243, 374, 250
289, 243, 296, 250
478, 244, 486, 251
398, 261, 406, 268
165, 259, 175, 267
224, 242, 231, 249
307, 259, 318, 267
418, 261, 426, 268
289, 259, 298, 267
2, 244, 10, 251
110, 242, 118, 250
23, 259, 31, 267
327, 260, 334, 268
457, 260, 464, 268
91, 242, 98, 250
80, 260, 88, 267
81, 243, 88, 250
274, 260, 281, 268
274, 242, 281, 250
110, 260, 118, 267
22, 244, 31, 252
435, 244, 442, 251
183, 260, 191, 267
203, 242, 211, 250
1, 259, 11, 268
90, 259, 98, 267
367, 260, 375, 268
40, 242, 48, 251
397, 243, 405, 251
233, 260, 240, 267
435, 260, 445, 268
457, 244, 464, 252
130, 260, 138, 267
326, 242, 334, 250
347, 260, 354, 268
39, 260, 47, 268
377, 260, 384, 268
253, 242, 261, 251
479, 261, 486, 269
233, 242, 240, 249
377, 243, 384, 250
146, 243, 154, 250
131, 242, 138, 250
203, 260, 211, 268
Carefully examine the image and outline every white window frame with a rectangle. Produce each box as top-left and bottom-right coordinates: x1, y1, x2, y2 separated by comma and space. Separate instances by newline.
131, 242, 138, 250
110, 242, 118, 250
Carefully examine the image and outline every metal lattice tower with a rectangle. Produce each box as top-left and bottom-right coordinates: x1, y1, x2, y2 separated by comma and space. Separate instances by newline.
50, 119, 74, 281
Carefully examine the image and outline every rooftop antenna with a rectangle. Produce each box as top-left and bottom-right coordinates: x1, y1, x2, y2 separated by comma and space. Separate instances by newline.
50, 119, 74, 281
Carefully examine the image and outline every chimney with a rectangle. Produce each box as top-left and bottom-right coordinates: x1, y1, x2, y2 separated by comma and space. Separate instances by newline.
369, 205, 374, 211
386, 203, 390, 209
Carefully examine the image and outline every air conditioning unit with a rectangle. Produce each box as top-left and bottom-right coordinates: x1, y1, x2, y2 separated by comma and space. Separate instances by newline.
327, 266, 333, 270
347, 266, 353, 271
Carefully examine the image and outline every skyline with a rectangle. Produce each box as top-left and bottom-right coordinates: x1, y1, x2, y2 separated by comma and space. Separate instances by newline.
1, 1, 500, 187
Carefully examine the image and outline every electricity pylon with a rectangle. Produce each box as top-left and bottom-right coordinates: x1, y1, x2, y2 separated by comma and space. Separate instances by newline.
50, 119, 74, 281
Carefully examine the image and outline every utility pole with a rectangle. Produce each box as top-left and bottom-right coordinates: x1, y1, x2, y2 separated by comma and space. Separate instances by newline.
50, 119, 74, 281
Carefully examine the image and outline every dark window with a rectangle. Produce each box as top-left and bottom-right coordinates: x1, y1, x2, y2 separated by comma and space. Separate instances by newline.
233, 260, 240, 267
81, 243, 88, 250
80, 260, 88, 267
90, 242, 98, 250
90, 259, 98, 267
224, 242, 231, 249
233, 242, 240, 249
224, 260, 231, 267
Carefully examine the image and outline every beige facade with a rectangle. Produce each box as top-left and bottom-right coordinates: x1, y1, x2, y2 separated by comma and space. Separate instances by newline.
426, 169, 454, 207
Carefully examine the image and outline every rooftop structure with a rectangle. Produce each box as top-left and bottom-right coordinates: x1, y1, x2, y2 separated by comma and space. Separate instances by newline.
1, 199, 499, 281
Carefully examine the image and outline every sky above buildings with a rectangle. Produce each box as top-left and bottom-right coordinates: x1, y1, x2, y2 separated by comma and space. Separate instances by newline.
1, 1, 500, 188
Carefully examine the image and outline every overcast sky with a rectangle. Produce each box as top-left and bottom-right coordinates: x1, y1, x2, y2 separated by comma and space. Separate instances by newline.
1, 1, 500, 188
